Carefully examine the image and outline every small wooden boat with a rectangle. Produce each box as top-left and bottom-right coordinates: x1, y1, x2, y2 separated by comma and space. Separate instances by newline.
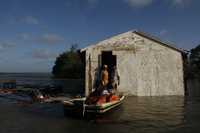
63, 95, 125, 116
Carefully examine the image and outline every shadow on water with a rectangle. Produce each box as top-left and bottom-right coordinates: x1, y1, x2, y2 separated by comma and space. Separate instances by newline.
0, 96, 200, 133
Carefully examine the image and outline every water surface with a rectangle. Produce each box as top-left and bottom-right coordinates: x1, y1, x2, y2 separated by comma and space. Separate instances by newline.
0, 96, 200, 133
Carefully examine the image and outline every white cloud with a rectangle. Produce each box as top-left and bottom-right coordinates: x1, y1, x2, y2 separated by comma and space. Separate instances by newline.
16, 33, 64, 45
172, 0, 184, 5
35, 34, 64, 45
65, 0, 98, 8
0, 41, 16, 50
87, 0, 98, 5
18, 33, 30, 40
159, 29, 168, 36
124, 0, 154, 8
87, 0, 98, 8
170, 0, 191, 7
32, 49, 58, 60
17, 16, 39, 25
87, 0, 98, 4
65, 0, 192, 9
84, 0, 192, 8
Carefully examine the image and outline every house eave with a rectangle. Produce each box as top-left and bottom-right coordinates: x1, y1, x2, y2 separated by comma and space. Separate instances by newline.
133, 30, 186, 54
80, 30, 187, 54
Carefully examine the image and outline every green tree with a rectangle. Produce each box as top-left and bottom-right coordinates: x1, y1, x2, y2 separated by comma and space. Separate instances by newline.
52, 44, 84, 79
190, 44, 200, 78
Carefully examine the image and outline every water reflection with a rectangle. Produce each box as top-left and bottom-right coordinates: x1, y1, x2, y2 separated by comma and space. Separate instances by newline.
1, 96, 200, 133
91, 96, 185, 133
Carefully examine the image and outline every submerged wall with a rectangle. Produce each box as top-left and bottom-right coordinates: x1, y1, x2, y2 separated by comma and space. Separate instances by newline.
84, 32, 184, 96
134, 34, 184, 96
187, 78, 200, 97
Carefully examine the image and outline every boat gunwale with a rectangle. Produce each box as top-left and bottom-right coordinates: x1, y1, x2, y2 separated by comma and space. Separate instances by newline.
85, 96, 125, 109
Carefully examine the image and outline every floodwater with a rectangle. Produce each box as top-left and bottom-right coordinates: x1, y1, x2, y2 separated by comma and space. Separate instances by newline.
0, 73, 200, 133
0, 73, 84, 94
0, 96, 200, 133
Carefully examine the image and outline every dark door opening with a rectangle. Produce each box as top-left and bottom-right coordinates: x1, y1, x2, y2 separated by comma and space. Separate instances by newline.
101, 51, 116, 78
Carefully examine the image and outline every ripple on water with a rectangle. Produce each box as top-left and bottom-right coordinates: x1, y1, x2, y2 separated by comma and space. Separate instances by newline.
0, 96, 200, 133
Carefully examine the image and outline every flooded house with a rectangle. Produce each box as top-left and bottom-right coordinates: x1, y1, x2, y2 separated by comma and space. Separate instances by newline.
80, 30, 186, 96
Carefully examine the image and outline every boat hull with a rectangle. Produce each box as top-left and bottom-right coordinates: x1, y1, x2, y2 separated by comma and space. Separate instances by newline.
63, 96, 125, 116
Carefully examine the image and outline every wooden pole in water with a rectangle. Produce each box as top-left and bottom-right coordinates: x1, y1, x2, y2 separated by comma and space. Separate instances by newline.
82, 100, 86, 117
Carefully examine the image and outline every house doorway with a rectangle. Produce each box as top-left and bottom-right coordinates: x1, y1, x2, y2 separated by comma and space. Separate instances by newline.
101, 51, 116, 79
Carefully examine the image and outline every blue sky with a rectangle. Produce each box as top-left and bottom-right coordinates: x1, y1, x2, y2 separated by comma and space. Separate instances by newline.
0, 0, 200, 72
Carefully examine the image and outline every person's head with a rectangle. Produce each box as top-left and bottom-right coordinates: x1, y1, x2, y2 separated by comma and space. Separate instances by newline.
103, 65, 108, 70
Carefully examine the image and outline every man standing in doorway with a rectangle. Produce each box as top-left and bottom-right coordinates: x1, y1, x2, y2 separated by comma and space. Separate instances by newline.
110, 65, 120, 93
85, 65, 109, 105
100, 65, 109, 91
